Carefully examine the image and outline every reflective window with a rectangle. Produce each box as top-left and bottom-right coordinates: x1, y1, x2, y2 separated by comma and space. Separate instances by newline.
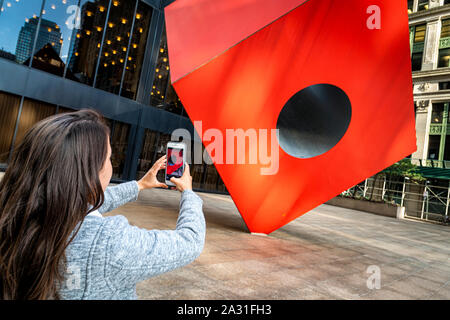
66, 0, 111, 85
192, 164, 205, 190
438, 48, 450, 68
0, 91, 21, 164
150, 24, 187, 117
439, 20, 450, 68
29, 0, 80, 77
414, 24, 426, 43
428, 135, 440, 160
442, 19, 450, 39
203, 165, 219, 191
94, 0, 138, 94
137, 130, 172, 181
418, 0, 429, 11
150, 25, 169, 109
57, 106, 76, 114
411, 52, 423, 72
0, 0, 44, 65
411, 24, 426, 71
407, 0, 414, 14
192, 141, 206, 189
120, 1, 152, 100
137, 129, 160, 179
154, 133, 172, 183
110, 120, 130, 179
439, 81, 450, 90
14, 98, 57, 148
431, 103, 445, 123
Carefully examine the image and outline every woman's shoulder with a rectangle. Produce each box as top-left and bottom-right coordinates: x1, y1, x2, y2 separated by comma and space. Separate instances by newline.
70, 214, 129, 245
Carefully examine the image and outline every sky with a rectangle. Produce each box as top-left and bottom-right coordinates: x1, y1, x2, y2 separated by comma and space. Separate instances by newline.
0, 0, 87, 63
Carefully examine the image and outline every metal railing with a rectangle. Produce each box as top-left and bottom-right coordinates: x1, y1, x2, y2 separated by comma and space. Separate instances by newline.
410, 157, 450, 169
340, 176, 450, 224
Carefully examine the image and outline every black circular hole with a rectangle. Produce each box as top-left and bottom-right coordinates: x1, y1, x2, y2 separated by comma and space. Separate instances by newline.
276, 83, 352, 159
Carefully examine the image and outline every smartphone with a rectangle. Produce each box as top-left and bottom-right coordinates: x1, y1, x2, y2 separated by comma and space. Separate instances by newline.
165, 142, 187, 187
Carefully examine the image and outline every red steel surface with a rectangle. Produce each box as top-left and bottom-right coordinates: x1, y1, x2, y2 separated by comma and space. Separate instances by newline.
165, 0, 416, 234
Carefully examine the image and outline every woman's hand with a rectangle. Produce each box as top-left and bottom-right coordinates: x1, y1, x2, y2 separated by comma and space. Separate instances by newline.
169, 163, 193, 192
137, 155, 168, 191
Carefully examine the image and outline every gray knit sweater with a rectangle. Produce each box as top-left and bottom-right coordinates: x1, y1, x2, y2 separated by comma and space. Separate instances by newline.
58, 181, 205, 300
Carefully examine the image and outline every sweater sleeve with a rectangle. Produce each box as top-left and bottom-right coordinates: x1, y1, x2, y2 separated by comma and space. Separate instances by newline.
104, 189, 206, 289
98, 181, 140, 215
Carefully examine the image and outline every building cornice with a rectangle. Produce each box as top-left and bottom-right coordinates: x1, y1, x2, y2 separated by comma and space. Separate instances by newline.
409, 5, 450, 24
413, 68, 450, 82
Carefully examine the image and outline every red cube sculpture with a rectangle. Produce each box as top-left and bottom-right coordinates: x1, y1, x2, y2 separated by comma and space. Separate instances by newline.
165, 0, 416, 234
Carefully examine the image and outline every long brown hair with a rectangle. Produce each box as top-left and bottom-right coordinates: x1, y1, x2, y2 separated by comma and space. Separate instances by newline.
0, 109, 110, 299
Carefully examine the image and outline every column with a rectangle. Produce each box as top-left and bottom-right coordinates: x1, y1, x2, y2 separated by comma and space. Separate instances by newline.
413, 100, 432, 161
422, 19, 441, 71
413, 0, 419, 12
438, 103, 449, 162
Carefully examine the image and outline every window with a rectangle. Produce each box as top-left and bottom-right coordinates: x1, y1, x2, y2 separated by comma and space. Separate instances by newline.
411, 24, 426, 71
149, 24, 187, 117
94, 0, 138, 94
439, 81, 450, 90
95, 0, 152, 97
442, 19, 450, 38
109, 120, 130, 179
120, 1, 152, 100
431, 103, 445, 123
203, 165, 220, 191
428, 135, 441, 160
439, 20, 450, 68
0, 0, 45, 65
418, 0, 429, 11
29, 0, 80, 77
0, 92, 21, 165
408, 0, 414, 14
137, 129, 160, 180
65, 0, 110, 86
14, 98, 57, 149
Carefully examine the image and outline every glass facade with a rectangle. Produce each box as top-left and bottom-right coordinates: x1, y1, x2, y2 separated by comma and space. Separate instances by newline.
0, 0, 227, 194
0, 91, 20, 165
66, 0, 110, 85
120, 1, 152, 100
137, 129, 227, 192
0, 0, 43, 65
149, 23, 186, 117
0, 0, 150, 97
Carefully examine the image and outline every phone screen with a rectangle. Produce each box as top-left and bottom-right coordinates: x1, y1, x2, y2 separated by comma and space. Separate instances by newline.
166, 147, 184, 180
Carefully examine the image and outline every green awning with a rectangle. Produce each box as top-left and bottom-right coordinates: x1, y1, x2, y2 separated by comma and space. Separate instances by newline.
417, 167, 450, 180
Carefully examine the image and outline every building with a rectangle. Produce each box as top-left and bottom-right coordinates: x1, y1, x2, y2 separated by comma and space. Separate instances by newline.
0, 49, 15, 61
15, 17, 62, 64
410, 0, 450, 167
0, 0, 227, 194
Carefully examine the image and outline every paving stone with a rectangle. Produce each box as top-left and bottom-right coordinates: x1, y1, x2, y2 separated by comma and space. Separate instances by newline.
100, 186, 450, 300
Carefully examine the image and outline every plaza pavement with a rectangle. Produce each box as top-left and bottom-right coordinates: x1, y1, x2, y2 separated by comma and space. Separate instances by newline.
103, 186, 450, 300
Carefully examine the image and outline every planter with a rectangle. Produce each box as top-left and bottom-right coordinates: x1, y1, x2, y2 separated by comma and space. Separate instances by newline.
325, 196, 405, 219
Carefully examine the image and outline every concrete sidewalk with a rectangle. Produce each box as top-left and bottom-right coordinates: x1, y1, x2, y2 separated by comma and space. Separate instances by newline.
103, 187, 450, 300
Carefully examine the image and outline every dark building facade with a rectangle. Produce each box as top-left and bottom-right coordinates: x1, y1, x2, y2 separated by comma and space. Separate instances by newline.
0, 0, 228, 194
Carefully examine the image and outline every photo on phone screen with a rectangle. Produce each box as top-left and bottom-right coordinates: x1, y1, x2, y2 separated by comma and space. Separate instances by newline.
166, 147, 184, 180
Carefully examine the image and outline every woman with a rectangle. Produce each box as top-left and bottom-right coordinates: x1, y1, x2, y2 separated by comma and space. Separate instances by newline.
0, 109, 205, 300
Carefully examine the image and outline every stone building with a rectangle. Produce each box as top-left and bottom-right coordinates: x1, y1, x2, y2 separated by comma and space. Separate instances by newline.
410, 0, 450, 166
